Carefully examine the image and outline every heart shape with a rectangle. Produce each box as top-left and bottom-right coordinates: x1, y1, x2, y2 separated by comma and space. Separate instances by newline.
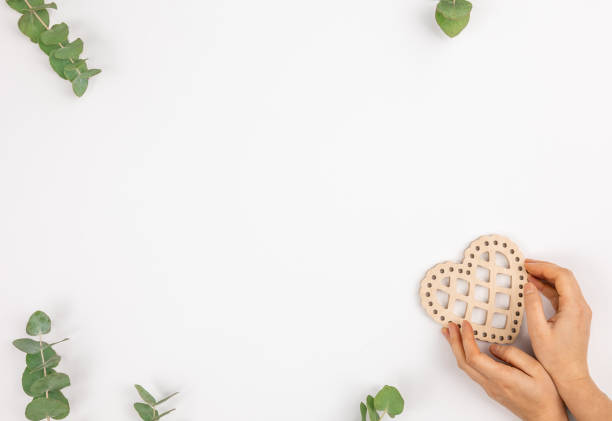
419, 235, 526, 344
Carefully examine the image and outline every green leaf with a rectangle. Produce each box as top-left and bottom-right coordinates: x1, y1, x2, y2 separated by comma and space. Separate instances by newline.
156, 409, 176, 419
83, 68, 101, 78
49, 55, 72, 79
18, 10, 49, 43
63, 59, 87, 81
25, 397, 69, 421
360, 402, 367, 421
13, 338, 44, 354
22, 368, 56, 397
374, 385, 404, 418
54, 37, 83, 60
26, 311, 52, 336
30, 2, 57, 10
72, 75, 88, 97
155, 392, 178, 406
436, 0, 472, 20
134, 403, 156, 421
30, 372, 71, 395
135, 385, 157, 406
27, 347, 60, 371
40, 22, 68, 45
366, 395, 379, 421
47, 391, 70, 419
39, 40, 58, 55
436, 10, 470, 37
6, 0, 42, 12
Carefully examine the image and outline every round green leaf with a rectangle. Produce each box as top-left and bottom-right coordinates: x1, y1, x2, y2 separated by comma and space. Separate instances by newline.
135, 385, 156, 406
18, 10, 49, 43
39, 40, 59, 55
54, 38, 83, 60
26, 347, 59, 370
134, 402, 155, 421
436, 10, 470, 37
366, 395, 379, 421
64, 59, 88, 81
14, 338, 44, 354
49, 55, 71, 79
41, 23, 68, 45
22, 368, 56, 397
72, 75, 89, 97
374, 385, 404, 418
436, 0, 472, 20
47, 391, 70, 419
6, 0, 43, 12
25, 397, 69, 421
26, 311, 52, 336
30, 372, 70, 395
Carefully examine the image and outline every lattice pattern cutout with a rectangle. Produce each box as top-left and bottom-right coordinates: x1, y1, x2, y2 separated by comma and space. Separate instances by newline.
419, 235, 526, 344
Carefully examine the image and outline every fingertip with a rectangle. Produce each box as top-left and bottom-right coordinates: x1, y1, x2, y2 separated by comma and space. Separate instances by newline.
441, 327, 450, 341
525, 281, 537, 294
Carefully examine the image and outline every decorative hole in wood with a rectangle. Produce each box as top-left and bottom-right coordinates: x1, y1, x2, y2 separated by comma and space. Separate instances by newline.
419, 234, 526, 344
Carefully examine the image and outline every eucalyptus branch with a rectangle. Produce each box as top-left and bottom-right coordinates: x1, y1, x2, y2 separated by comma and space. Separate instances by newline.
435, 0, 473, 38
360, 385, 404, 421
134, 385, 178, 421
6, 0, 101, 96
13, 311, 71, 421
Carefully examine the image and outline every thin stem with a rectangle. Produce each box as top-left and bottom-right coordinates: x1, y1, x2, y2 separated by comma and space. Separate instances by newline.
38, 335, 50, 421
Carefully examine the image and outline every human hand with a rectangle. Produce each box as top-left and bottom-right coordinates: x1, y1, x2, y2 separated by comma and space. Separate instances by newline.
523, 260, 592, 384
524, 260, 612, 420
442, 321, 568, 421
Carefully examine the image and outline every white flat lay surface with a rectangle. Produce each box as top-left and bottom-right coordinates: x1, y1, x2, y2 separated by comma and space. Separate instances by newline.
1, 0, 611, 420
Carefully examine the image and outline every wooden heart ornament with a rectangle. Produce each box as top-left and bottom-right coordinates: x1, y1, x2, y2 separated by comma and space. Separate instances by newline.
419, 235, 526, 344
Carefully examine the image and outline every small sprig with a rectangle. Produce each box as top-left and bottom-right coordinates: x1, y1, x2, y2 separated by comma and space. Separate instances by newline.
435, 0, 473, 38
360, 385, 404, 421
13, 311, 71, 421
134, 385, 178, 421
5, 0, 101, 96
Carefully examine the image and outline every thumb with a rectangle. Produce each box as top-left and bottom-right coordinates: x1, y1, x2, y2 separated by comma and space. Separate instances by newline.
524, 281, 549, 337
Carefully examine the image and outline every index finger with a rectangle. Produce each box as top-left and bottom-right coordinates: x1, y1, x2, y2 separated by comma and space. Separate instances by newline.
524, 259, 582, 299
460, 321, 515, 380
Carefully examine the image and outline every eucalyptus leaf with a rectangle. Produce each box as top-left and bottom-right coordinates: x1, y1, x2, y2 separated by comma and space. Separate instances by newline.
25, 397, 69, 421
28, 355, 61, 373
156, 408, 176, 419
64, 59, 87, 81
47, 391, 70, 419
83, 68, 101, 78
436, 10, 470, 37
30, 372, 71, 395
155, 392, 178, 406
30, 2, 57, 10
134, 402, 156, 421
366, 395, 379, 421
54, 37, 82, 59
360, 402, 367, 421
39, 40, 58, 55
18, 10, 49, 43
26, 311, 52, 336
436, 0, 472, 19
6, 0, 43, 12
13, 338, 44, 354
374, 385, 404, 418
22, 368, 56, 397
40, 22, 68, 44
50, 55, 72, 79
72, 75, 88, 96
135, 384, 157, 406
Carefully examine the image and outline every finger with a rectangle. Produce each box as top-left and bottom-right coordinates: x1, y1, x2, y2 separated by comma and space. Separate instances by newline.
524, 260, 582, 299
528, 275, 559, 310
489, 344, 541, 377
446, 322, 486, 383
524, 282, 550, 336
459, 321, 513, 379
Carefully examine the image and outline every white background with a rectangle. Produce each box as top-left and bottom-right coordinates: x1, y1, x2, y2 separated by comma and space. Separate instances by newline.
1, 0, 611, 420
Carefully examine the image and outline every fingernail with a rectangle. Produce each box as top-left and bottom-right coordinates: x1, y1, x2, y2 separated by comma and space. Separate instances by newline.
525, 282, 536, 294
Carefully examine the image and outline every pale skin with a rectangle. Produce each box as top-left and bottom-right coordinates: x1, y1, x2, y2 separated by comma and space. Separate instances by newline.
441, 259, 612, 421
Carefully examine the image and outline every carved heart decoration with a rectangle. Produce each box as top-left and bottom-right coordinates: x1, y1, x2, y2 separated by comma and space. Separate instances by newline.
419, 234, 526, 344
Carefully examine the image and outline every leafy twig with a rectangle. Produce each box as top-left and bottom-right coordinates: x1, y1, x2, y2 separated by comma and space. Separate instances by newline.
360, 385, 404, 421
5, 0, 101, 96
13, 311, 71, 421
134, 384, 178, 421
